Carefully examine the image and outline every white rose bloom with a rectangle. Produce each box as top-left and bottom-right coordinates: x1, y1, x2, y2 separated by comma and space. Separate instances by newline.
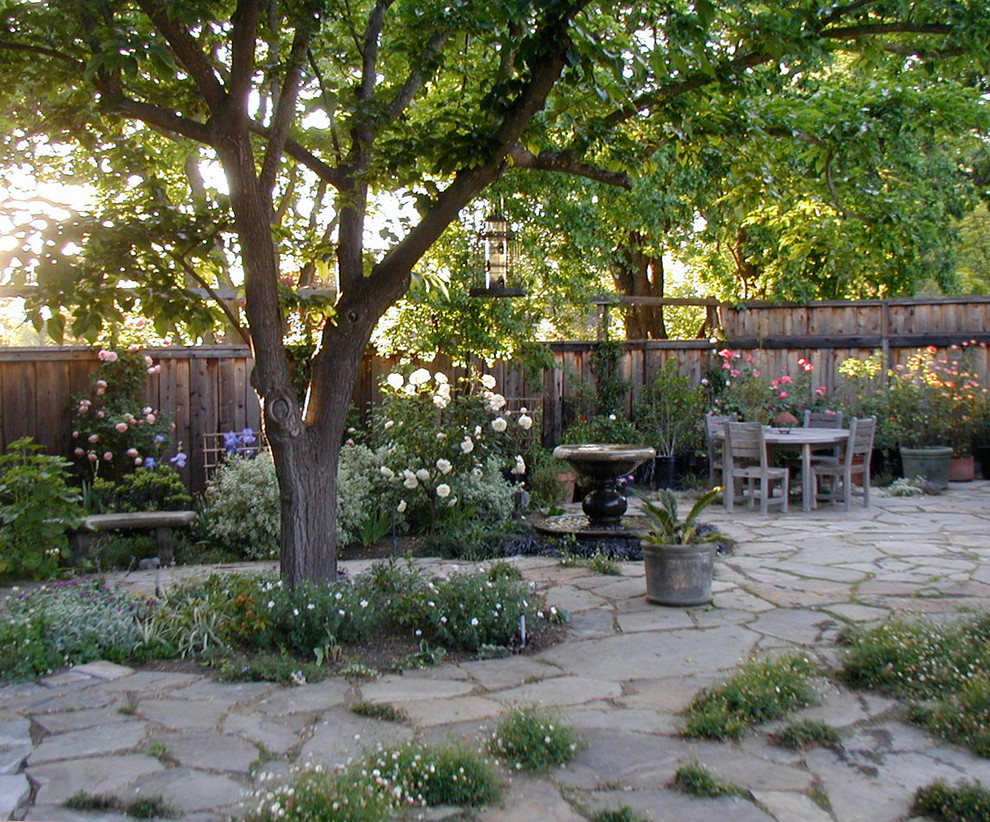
436, 432, 447, 440
434, 372, 448, 384
448, 496, 458, 506
474, 425, 482, 436
397, 499, 407, 513
409, 367, 431, 386
436, 483, 451, 498
512, 455, 526, 474
488, 393, 507, 411
461, 437, 475, 454
491, 417, 508, 432
436, 458, 452, 474
416, 468, 430, 481
433, 394, 450, 409
384, 420, 394, 429
402, 383, 417, 395
437, 382, 452, 398
518, 414, 533, 430
379, 466, 395, 479
403, 476, 419, 489
385, 373, 404, 390
480, 374, 497, 390
472, 467, 484, 478
608, 413, 616, 420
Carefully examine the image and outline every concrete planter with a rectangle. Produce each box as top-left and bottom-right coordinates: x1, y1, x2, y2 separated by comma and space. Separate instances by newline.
642, 542, 715, 607
900, 446, 953, 490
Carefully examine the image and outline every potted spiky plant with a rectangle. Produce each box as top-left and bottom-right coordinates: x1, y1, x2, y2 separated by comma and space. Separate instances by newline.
640, 488, 724, 606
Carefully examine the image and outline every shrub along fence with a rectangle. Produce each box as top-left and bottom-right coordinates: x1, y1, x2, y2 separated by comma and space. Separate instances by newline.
3, 296, 990, 492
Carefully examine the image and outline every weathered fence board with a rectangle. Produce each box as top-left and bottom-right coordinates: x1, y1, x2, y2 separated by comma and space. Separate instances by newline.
4, 297, 990, 492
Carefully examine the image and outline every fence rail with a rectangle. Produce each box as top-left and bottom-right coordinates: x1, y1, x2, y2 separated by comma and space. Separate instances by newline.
3, 297, 990, 491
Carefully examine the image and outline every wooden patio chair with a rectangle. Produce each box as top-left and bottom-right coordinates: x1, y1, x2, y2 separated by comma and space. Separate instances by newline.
812, 416, 876, 510
803, 409, 845, 465
723, 421, 789, 514
704, 412, 736, 489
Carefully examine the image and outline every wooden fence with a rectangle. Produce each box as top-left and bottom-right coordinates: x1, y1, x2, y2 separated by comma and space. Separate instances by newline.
4, 296, 990, 491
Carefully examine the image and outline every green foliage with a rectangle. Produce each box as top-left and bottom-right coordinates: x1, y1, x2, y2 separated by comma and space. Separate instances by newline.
214, 654, 326, 685
913, 779, 990, 822
840, 614, 990, 756
640, 489, 723, 546
350, 702, 407, 722
769, 719, 843, 750
683, 655, 818, 740
592, 809, 650, 822
65, 792, 178, 819
560, 413, 643, 446
337, 443, 396, 547
203, 451, 280, 560
0, 437, 84, 580
91, 465, 191, 512
672, 763, 747, 798
635, 360, 705, 456
489, 706, 579, 772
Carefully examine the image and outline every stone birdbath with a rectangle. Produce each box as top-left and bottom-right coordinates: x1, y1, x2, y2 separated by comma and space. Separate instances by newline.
552, 443, 656, 529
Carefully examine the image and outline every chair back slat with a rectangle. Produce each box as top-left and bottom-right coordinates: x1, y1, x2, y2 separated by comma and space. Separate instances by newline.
849, 416, 876, 459
725, 421, 766, 465
804, 410, 844, 429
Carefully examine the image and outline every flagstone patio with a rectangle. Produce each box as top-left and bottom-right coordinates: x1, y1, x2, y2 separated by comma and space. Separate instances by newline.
3, 483, 990, 821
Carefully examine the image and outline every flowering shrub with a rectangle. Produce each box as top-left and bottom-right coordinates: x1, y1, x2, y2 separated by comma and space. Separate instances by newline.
489, 706, 579, 772
337, 443, 396, 547
70, 347, 178, 482
90, 465, 192, 512
884, 345, 988, 454
203, 450, 281, 559
708, 349, 828, 423
372, 369, 526, 532
0, 438, 84, 580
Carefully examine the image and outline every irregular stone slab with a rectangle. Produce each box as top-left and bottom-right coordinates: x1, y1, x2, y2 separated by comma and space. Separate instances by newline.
136, 696, 233, 730
222, 711, 313, 757
129, 766, 246, 814
565, 705, 679, 736
824, 603, 891, 623
26, 684, 122, 714
71, 660, 135, 680
398, 696, 504, 727
298, 708, 413, 767
0, 718, 31, 747
492, 675, 622, 708
359, 676, 475, 704
583, 788, 774, 822
457, 656, 564, 691
748, 608, 841, 646
0, 773, 29, 820
0, 744, 31, 775
255, 680, 351, 716
796, 686, 898, 728
32, 703, 132, 735
28, 754, 164, 805
98, 670, 200, 693
21, 805, 133, 822
537, 624, 759, 682
545, 585, 610, 614
555, 730, 684, 791
751, 789, 834, 822
155, 731, 260, 774
476, 776, 584, 821
616, 607, 695, 634
169, 678, 274, 702
27, 719, 148, 765
618, 675, 721, 714
565, 609, 617, 640
39, 670, 94, 687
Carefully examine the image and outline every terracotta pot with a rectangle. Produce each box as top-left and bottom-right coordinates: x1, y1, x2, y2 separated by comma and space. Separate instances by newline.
773, 410, 799, 426
949, 455, 975, 482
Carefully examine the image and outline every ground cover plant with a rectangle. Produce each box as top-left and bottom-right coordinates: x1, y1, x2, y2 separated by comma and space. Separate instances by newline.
769, 718, 843, 750
840, 614, 990, 756
65, 791, 177, 819
912, 779, 990, 822
488, 706, 579, 772
682, 654, 819, 740
245, 739, 501, 822
671, 763, 747, 798
0, 559, 563, 681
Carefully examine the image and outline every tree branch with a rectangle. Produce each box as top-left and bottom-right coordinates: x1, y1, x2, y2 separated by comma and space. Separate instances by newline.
135, 0, 226, 112
106, 94, 215, 145
509, 145, 631, 188
385, 29, 451, 121
168, 251, 252, 344
228, 0, 263, 106
820, 22, 955, 39
359, 0, 393, 103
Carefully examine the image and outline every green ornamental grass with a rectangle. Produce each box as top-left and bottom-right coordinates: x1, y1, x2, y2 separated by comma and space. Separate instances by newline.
672, 763, 747, 798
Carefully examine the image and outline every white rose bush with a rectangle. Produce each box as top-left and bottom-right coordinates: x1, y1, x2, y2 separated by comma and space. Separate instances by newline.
373, 370, 532, 533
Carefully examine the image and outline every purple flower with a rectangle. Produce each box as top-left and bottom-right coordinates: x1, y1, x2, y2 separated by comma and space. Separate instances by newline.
143, 457, 157, 470
170, 452, 187, 469
223, 431, 240, 452
241, 427, 257, 445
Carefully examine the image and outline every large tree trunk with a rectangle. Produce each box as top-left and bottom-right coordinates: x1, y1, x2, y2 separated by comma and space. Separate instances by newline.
613, 232, 667, 340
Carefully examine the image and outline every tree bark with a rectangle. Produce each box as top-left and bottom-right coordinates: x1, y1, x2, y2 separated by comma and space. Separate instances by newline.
613, 233, 667, 340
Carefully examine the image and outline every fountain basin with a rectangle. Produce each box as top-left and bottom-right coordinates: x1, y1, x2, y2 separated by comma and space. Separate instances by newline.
552, 443, 656, 529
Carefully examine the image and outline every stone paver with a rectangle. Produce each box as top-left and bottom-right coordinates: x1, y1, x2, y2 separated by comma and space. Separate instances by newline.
5, 486, 990, 820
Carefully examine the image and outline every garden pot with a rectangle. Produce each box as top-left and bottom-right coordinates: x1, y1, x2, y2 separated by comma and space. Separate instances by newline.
653, 455, 677, 489
642, 542, 715, 607
975, 445, 990, 479
899, 446, 953, 490
949, 455, 975, 482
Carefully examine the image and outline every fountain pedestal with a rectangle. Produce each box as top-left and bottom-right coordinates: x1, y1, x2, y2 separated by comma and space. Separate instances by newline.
552, 443, 656, 529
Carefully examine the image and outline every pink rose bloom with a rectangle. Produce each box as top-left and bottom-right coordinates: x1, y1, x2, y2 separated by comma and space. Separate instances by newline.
96, 411, 105, 418
97, 349, 117, 362
73, 448, 84, 456
71, 431, 79, 438
126, 448, 139, 457
144, 355, 154, 366
145, 413, 156, 424
115, 422, 128, 433
128, 344, 140, 353
96, 379, 108, 389
88, 453, 98, 462
778, 391, 789, 399
95, 387, 105, 396
134, 457, 144, 466
103, 452, 113, 461
88, 434, 99, 443
730, 369, 740, 378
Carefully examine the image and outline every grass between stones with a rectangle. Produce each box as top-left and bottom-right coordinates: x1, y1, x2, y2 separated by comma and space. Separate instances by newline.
65, 791, 177, 819
671, 763, 747, 798
913, 779, 990, 821
839, 613, 990, 756
487, 705, 580, 772
682, 654, 819, 740
769, 718, 844, 750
